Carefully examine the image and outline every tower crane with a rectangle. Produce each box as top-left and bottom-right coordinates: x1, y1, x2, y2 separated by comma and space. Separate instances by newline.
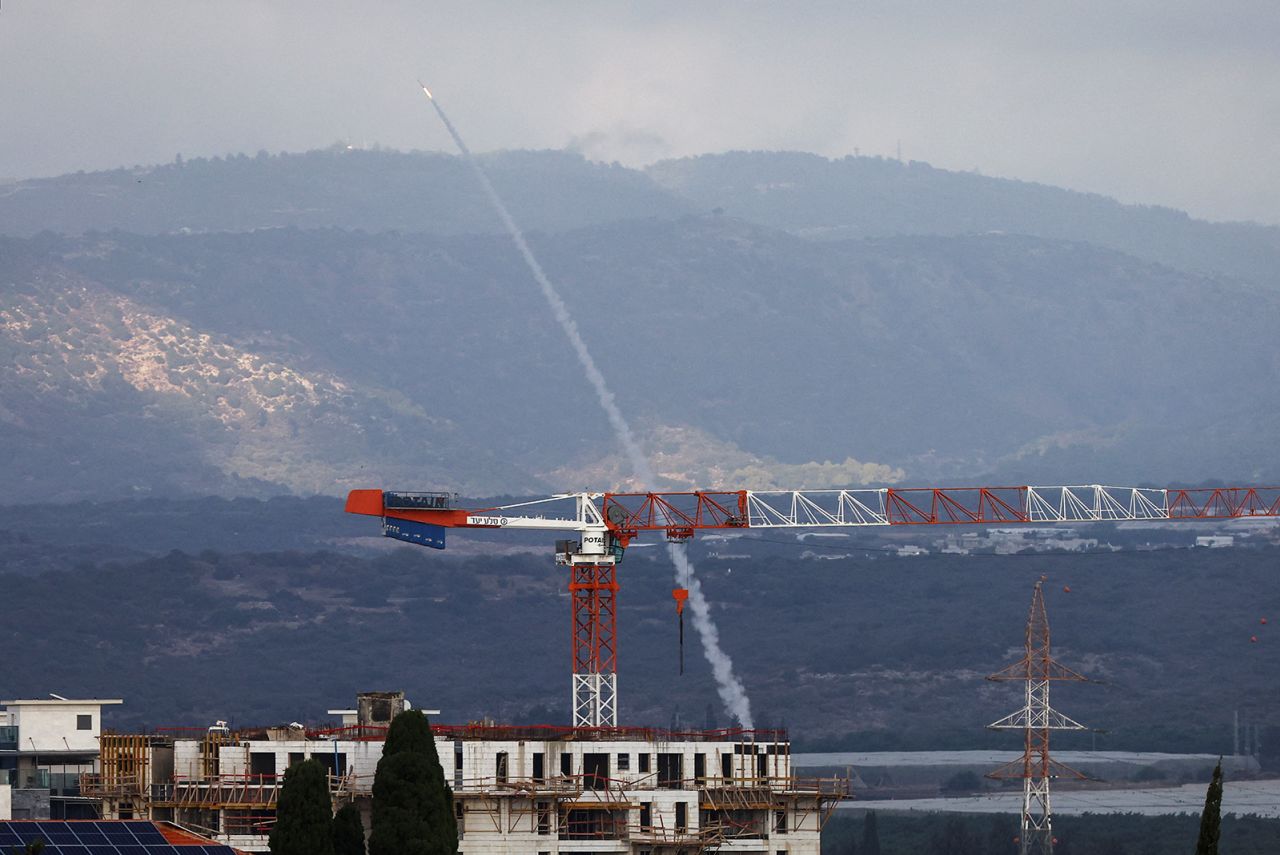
345, 483, 1280, 728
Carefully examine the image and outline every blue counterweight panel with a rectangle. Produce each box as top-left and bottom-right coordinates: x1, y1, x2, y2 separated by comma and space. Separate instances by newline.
382, 517, 447, 549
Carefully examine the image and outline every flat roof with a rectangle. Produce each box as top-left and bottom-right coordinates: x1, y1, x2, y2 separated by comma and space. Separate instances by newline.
2, 699, 123, 706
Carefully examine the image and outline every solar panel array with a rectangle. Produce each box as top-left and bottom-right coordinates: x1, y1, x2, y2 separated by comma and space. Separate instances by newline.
0, 821, 236, 855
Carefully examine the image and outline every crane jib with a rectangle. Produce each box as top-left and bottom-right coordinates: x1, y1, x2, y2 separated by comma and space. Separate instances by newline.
344, 485, 1280, 539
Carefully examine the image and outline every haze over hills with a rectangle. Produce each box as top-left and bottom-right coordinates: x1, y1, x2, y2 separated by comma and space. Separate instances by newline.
0, 148, 691, 239
0, 148, 1277, 500
646, 152, 1280, 290
3, 147, 1278, 291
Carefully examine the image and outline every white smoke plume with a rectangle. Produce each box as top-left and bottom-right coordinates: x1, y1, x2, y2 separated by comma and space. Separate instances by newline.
423, 87, 755, 729
667, 542, 755, 728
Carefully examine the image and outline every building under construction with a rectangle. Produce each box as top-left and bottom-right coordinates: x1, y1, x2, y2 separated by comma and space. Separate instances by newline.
82, 692, 846, 854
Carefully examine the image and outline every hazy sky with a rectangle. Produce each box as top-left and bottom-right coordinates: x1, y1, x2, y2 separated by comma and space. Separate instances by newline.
3, 1, 1278, 224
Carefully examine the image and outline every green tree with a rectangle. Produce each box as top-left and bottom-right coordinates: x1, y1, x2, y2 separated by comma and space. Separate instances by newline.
369, 709, 458, 855
269, 758, 335, 855
860, 810, 881, 855
941, 769, 982, 793
1194, 759, 1224, 855
332, 802, 366, 855
986, 815, 1016, 855
930, 816, 978, 855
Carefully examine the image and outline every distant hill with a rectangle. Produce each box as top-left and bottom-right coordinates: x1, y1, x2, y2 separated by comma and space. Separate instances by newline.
0, 237, 542, 500
0, 147, 691, 238
2, 147, 1277, 292
2, 220, 1276, 500
646, 151, 1280, 290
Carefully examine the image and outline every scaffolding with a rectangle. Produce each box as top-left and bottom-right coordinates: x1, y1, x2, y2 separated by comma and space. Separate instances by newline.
452, 771, 846, 852
81, 723, 845, 854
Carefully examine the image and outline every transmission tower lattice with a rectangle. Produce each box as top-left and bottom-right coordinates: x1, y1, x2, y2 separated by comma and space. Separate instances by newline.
987, 578, 1090, 855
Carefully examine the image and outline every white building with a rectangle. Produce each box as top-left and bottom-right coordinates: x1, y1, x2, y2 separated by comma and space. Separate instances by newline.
86, 692, 844, 854
0, 696, 122, 819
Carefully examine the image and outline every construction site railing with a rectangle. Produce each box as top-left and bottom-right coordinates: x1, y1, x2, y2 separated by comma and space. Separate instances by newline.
146, 772, 364, 807
452, 772, 848, 798
79, 773, 145, 799
454, 774, 584, 797
306, 722, 788, 743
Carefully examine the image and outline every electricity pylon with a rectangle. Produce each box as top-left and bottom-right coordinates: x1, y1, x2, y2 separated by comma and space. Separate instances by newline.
987, 578, 1090, 855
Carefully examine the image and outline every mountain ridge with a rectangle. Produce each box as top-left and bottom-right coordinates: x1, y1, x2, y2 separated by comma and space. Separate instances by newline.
3, 219, 1275, 501
3, 147, 1277, 291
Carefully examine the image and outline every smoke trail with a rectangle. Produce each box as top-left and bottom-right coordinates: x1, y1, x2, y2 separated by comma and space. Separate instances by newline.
668, 544, 755, 728
421, 86, 754, 729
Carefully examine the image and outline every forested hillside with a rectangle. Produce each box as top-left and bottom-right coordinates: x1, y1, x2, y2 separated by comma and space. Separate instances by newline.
647, 151, 1280, 289
3, 147, 1276, 290
1, 496, 1277, 757
2, 221, 1276, 500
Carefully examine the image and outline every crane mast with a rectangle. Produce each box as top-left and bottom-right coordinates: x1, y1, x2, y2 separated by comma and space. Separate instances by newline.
345, 483, 1279, 727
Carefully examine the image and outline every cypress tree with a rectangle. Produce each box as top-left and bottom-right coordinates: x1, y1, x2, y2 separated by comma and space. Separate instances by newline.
1195, 759, 1224, 855
369, 709, 458, 855
269, 758, 335, 855
332, 802, 366, 855
861, 810, 881, 855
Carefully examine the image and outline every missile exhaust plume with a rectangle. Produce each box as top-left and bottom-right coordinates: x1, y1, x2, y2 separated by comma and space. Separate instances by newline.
417, 84, 754, 729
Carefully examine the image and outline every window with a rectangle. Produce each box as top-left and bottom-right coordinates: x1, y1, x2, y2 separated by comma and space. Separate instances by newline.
561, 753, 573, 777
694, 753, 706, 785
774, 810, 788, 834
314, 752, 347, 778
536, 801, 552, 835
617, 752, 630, 771
249, 752, 276, 777
675, 802, 688, 833
76, 715, 91, 731
583, 753, 609, 789
757, 752, 768, 781
533, 752, 545, 784
639, 802, 652, 832
370, 698, 393, 722
657, 753, 682, 788
455, 800, 465, 834
496, 751, 509, 785
638, 753, 651, 773
721, 753, 734, 781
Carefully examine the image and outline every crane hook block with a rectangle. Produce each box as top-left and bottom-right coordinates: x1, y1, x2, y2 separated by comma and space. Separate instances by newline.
672, 588, 689, 615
